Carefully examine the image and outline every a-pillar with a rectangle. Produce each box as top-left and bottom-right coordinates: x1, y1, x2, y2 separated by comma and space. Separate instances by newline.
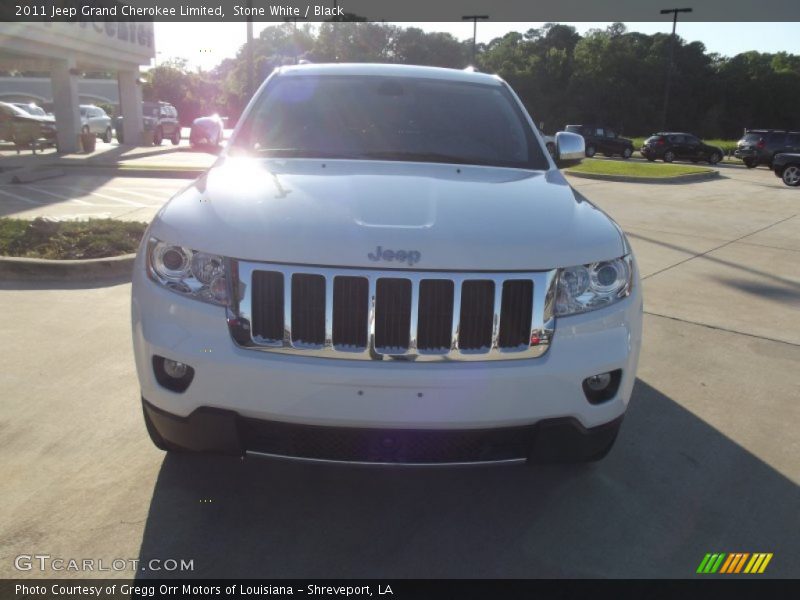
50, 58, 80, 153
118, 69, 143, 146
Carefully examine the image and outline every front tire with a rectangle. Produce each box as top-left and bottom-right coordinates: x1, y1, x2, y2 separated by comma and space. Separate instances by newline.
663, 150, 675, 163
585, 144, 596, 158
782, 164, 800, 186
153, 127, 163, 146
708, 152, 721, 165
743, 158, 757, 169
102, 126, 112, 143
171, 129, 181, 145
622, 147, 633, 159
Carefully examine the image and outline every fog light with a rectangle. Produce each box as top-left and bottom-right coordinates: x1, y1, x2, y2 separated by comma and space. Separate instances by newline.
163, 359, 188, 379
152, 355, 195, 393
582, 369, 622, 404
585, 372, 612, 392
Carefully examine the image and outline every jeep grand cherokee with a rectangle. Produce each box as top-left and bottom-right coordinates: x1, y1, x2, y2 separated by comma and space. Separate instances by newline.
131, 64, 643, 465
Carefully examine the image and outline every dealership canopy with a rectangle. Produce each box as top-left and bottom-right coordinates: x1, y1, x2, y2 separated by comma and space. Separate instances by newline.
0, 22, 155, 151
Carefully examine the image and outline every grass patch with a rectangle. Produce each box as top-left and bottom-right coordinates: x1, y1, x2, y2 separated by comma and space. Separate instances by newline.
566, 158, 713, 179
0, 218, 147, 259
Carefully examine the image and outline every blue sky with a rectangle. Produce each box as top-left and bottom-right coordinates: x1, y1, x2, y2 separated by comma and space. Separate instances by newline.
154, 22, 800, 71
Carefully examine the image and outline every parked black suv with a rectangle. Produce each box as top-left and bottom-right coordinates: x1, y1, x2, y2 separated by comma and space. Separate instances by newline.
115, 101, 181, 146
772, 153, 800, 187
734, 129, 800, 168
641, 133, 724, 164
564, 125, 634, 159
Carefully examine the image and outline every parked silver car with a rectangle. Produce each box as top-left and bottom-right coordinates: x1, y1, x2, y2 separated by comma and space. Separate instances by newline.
80, 104, 113, 143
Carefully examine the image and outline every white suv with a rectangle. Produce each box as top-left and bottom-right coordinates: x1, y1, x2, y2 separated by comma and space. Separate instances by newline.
131, 64, 642, 465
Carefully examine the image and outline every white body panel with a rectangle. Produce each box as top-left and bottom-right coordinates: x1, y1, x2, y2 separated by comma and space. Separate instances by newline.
132, 257, 642, 429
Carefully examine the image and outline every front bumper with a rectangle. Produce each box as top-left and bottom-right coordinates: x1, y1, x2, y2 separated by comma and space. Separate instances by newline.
143, 398, 624, 464
132, 255, 642, 435
734, 148, 758, 160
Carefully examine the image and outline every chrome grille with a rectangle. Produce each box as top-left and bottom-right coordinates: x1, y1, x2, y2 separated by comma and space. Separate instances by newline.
229, 261, 557, 362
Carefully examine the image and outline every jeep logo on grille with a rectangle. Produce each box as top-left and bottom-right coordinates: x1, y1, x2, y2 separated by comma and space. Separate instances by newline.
368, 246, 421, 266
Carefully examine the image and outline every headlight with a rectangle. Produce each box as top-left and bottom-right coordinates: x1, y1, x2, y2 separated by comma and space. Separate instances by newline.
555, 255, 633, 316
147, 238, 229, 306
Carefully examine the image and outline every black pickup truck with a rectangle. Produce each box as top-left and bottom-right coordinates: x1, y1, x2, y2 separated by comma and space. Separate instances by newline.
772, 153, 800, 187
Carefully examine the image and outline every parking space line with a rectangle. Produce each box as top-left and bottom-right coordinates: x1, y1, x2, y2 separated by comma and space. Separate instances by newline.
63, 186, 145, 207
638, 214, 798, 282
116, 189, 170, 200
25, 185, 92, 206
0, 188, 42, 204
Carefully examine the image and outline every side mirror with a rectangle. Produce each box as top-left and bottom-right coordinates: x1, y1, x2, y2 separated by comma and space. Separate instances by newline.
554, 131, 585, 167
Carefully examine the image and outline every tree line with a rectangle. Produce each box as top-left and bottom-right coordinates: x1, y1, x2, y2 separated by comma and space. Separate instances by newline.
140, 22, 799, 139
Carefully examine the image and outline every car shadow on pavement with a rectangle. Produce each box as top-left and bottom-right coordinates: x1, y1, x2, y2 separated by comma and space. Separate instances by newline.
136, 379, 799, 579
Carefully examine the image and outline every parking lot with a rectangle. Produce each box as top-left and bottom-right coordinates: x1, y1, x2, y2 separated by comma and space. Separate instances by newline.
0, 162, 798, 578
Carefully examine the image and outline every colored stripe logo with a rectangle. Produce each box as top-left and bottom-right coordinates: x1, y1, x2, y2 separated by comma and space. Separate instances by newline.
697, 553, 773, 574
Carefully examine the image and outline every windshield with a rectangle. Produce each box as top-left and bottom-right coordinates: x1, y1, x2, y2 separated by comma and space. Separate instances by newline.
232, 75, 547, 169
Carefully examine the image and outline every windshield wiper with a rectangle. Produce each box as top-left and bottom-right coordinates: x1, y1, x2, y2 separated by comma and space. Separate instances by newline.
250, 147, 360, 159
356, 151, 494, 166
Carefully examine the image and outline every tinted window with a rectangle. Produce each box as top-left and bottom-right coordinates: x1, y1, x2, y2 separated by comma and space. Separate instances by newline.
767, 132, 786, 145
595, 128, 605, 136
234, 75, 546, 169
605, 129, 616, 138
788, 134, 800, 146
565, 125, 582, 135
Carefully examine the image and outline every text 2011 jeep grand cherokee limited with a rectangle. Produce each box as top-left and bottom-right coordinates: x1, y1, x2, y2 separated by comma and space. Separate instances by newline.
131, 64, 643, 465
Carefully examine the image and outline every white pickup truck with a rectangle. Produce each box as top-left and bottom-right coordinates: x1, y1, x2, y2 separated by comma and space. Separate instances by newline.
131, 63, 642, 465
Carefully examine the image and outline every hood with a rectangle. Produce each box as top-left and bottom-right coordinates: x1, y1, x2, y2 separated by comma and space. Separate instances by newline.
149, 158, 625, 271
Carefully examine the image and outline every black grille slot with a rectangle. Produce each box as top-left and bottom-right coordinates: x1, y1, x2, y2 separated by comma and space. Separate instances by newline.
498, 280, 533, 348
333, 276, 368, 348
417, 280, 454, 351
375, 278, 411, 351
291, 274, 325, 345
251, 271, 284, 341
459, 280, 494, 350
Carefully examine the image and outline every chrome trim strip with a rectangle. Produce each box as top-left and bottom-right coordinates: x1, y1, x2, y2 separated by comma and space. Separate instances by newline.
408, 277, 420, 353
245, 450, 528, 468
230, 261, 558, 362
490, 277, 503, 351
324, 274, 334, 350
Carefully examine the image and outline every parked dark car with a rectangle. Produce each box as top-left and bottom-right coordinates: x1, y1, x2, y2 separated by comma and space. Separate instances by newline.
734, 129, 800, 168
772, 153, 800, 187
564, 124, 634, 159
115, 101, 180, 145
189, 114, 224, 148
0, 101, 57, 151
640, 133, 723, 164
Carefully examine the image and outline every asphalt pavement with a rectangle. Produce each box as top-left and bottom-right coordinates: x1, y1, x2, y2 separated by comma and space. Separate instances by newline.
0, 161, 798, 579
